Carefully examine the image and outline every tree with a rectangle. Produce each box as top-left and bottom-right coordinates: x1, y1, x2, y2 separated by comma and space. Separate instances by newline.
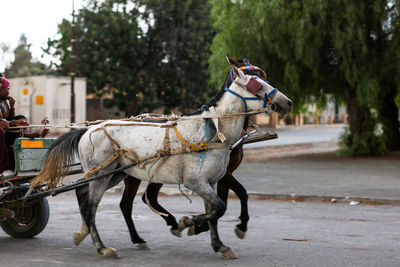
0, 42, 11, 72
209, 0, 400, 155
44, 0, 214, 115
44, 0, 153, 116
4, 34, 47, 78
321, 0, 400, 154
140, 0, 215, 112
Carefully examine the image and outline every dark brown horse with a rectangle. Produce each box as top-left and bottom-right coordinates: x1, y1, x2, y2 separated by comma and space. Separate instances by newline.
119, 56, 267, 247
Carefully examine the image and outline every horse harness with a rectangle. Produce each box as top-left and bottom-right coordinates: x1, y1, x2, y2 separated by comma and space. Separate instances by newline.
83, 64, 273, 181
83, 66, 274, 179
84, 119, 228, 179
226, 67, 277, 114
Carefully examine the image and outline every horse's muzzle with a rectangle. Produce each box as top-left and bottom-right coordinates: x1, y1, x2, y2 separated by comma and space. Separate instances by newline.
270, 101, 292, 116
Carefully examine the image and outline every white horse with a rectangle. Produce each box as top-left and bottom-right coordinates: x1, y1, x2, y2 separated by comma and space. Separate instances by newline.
32, 57, 292, 259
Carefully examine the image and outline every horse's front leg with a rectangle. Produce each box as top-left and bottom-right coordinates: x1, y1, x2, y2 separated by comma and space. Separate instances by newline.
141, 183, 181, 237
178, 180, 237, 259
187, 177, 229, 236
120, 176, 149, 249
206, 195, 237, 259
188, 172, 249, 239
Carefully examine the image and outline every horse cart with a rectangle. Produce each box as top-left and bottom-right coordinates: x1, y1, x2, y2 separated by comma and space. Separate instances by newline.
0, 138, 56, 237
0, 129, 278, 239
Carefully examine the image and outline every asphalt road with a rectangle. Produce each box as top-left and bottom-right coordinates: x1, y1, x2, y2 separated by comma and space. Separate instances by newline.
244, 125, 345, 148
1, 192, 400, 267
235, 152, 400, 201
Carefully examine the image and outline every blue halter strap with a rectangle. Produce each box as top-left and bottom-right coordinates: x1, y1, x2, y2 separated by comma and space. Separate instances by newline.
224, 87, 278, 115
227, 66, 278, 115
224, 87, 259, 114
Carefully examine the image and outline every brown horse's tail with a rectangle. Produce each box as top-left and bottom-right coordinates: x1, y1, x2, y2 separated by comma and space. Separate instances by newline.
31, 128, 88, 189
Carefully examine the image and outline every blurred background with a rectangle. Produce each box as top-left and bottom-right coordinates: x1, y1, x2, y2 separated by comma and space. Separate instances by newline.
1, 0, 399, 157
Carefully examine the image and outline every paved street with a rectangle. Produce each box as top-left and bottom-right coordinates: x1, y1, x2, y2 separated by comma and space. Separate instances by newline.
244, 125, 345, 148
2, 193, 400, 266
236, 152, 400, 201
1, 124, 400, 266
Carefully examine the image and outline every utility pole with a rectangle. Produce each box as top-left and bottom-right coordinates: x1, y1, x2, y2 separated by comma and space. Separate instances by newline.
70, 0, 76, 123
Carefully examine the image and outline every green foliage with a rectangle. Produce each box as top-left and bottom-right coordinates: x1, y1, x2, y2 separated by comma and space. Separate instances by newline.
209, 0, 400, 156
209, 0, 336, 113
5, 34, 47, 78
395, 92, 400, 108
338, 125, 386, 157
140, 0, 215, 112
44, 0, 214, 115
44, 1, 152, 115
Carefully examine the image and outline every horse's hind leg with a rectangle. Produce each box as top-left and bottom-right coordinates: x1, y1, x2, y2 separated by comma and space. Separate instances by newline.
73, 184, 90, 245
120, 176, 149, 249
178, 181, 236, 259
141, 183, 181, 237
79, 175, 120, 258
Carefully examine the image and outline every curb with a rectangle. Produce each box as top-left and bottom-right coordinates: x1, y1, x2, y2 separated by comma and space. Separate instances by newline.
107, 186, 400, 206
242, 141, 339, 161
244, 192, 400, 206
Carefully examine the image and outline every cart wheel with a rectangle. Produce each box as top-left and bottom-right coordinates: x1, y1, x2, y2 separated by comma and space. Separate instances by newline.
0, 197, 50, 238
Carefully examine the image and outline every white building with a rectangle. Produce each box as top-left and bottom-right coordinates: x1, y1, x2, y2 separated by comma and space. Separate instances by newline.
9, 75, 86, 130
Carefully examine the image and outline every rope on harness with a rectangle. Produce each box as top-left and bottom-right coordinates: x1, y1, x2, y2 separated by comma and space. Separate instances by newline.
7, 107, 269, 131
83, 121, 228, 179
84, 125, 140, 178
144, 154, 169, 217
178, 184, 193, 204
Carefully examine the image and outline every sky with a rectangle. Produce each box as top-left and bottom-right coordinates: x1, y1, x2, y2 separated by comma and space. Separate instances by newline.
0, 0, 86, 72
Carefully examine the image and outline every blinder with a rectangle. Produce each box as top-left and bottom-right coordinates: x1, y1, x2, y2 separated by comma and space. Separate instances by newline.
245, 78, 263, 96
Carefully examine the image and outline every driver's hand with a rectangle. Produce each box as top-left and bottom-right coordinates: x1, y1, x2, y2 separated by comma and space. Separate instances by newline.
41, 128, 50, 137
40, 117, 49, 125
12, 118, 29, 127
0, 120, 9, 129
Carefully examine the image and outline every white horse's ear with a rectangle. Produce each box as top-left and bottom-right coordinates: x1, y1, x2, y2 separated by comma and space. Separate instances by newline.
231, 64, 246, 81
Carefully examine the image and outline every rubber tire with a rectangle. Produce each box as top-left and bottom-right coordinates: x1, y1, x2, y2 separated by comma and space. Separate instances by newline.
0, 197, 50, 238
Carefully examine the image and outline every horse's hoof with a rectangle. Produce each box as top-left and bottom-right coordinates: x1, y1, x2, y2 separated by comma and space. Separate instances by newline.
136, 242, 151, 250
187, 225, 196, 236
219, 246, 238, 259
98, 247, 120, 259
178, 216, 189, 232
73, 232, 83, 246
234, 226, 246, 239
170, 228, 182, 238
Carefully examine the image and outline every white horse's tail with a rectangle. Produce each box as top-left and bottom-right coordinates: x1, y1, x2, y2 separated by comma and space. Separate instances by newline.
31, 128, 88, 188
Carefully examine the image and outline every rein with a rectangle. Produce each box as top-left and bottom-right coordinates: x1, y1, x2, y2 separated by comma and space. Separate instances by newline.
6, 109, 269, 131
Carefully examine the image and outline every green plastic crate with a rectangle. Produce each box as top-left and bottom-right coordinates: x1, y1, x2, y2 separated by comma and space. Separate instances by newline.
13, 138, 57, 172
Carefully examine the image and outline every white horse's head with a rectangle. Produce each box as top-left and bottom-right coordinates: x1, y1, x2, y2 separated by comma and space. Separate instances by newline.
228, 61, 292, 116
